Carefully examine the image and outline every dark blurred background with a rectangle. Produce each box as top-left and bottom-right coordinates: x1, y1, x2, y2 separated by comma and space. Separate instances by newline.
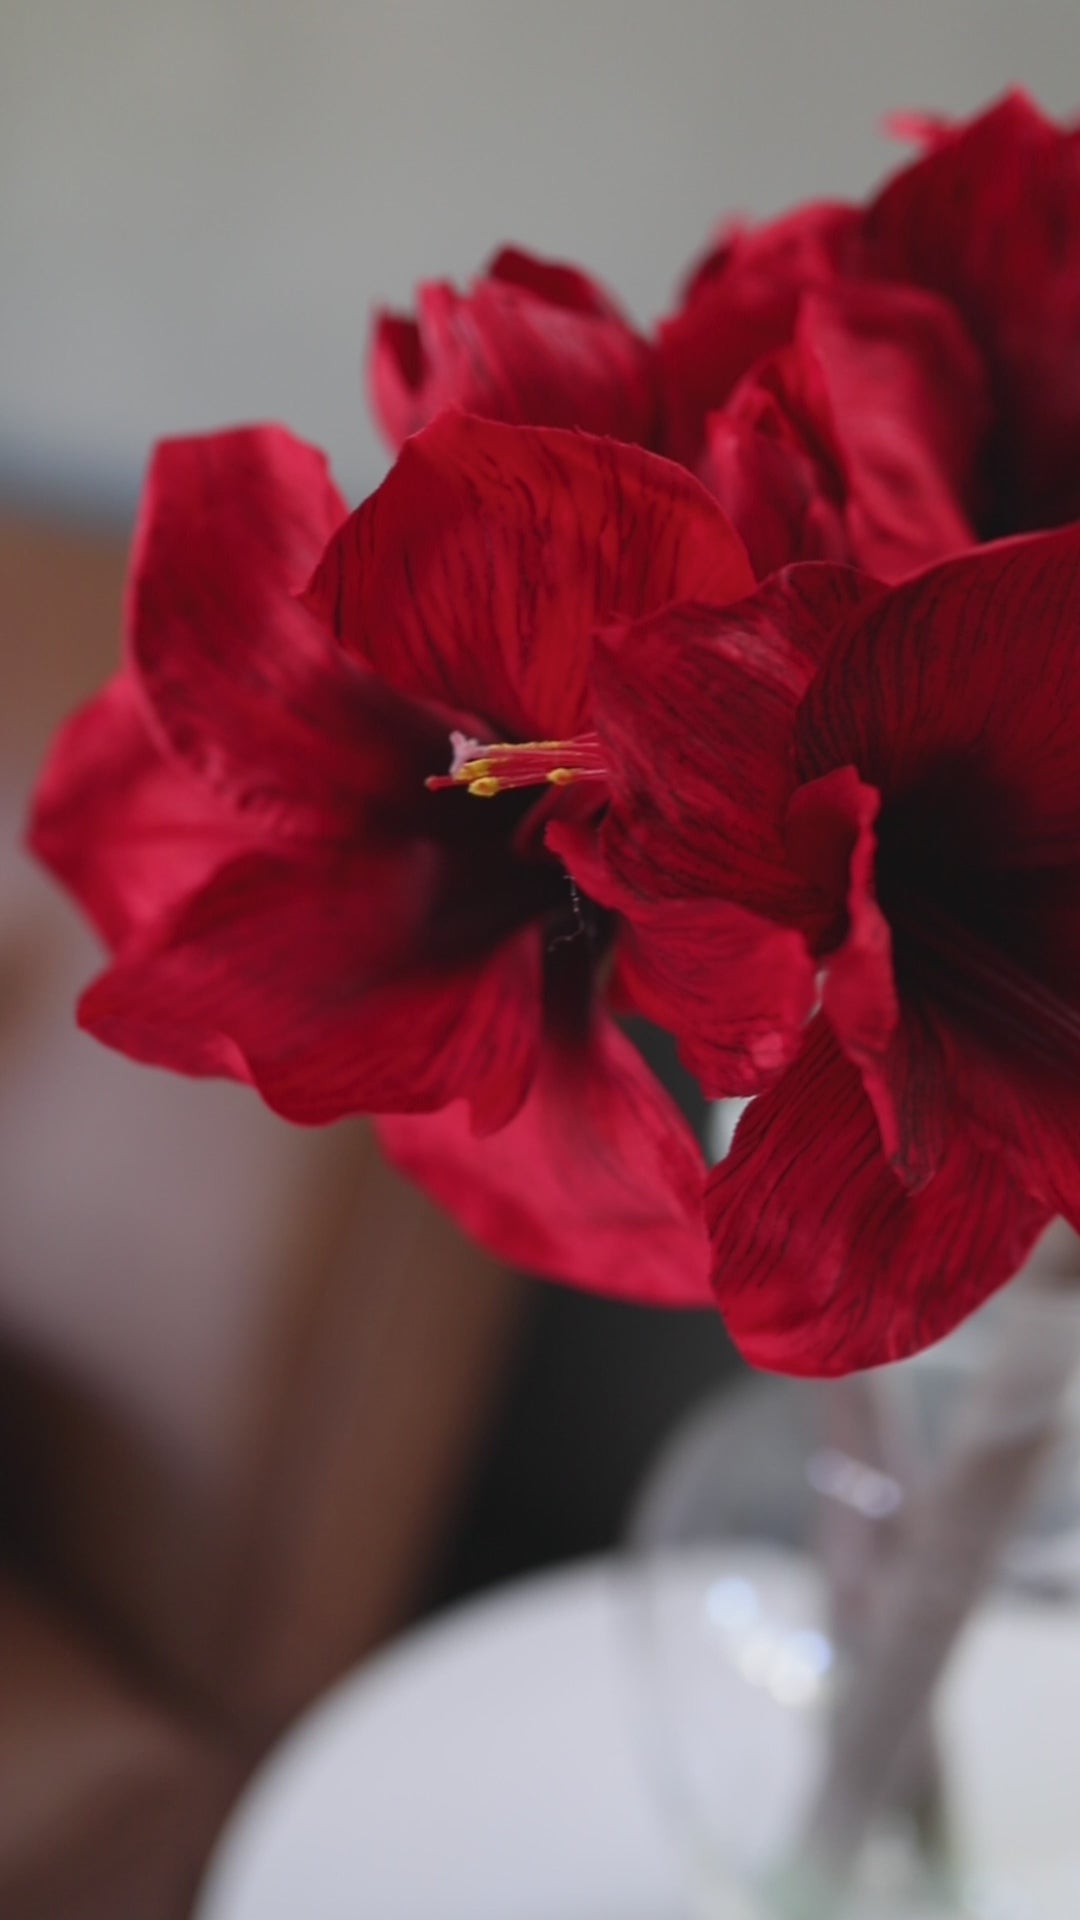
3, 6, 1079, 1916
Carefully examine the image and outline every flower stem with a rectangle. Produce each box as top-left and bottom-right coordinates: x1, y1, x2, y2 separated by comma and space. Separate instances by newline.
812, 1373, 951, 1879
795, 1267, 1080, 1911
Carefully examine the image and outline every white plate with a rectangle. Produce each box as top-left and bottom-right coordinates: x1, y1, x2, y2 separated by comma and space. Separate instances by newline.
196, 1559, 685, 1920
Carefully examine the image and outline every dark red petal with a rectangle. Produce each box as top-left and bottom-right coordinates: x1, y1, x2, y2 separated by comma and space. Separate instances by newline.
869, 848, 1080, 1209
872, 1003, 953, 1192
795, 522, 1080, 867
305, 414, 753, 743
708, 1019, 1049, 1375
27, 673, 254, 954
485, 246, 627, 321
701, 412, 851, 579
368, 311, 428, 449
592, 568, 880, 916
377, 1014, 712, 1306
787, 770, 952, 1190
448, 276, 658, 441
548, 818, 814, 1098
127, 427, 438, 840
796, 285, 986, 577
658, 203, 860, 466
77, 854, 542, 1133
921, 954, 1080, 1231
864, 91, 1080, 525
705, 283, 985, 580
367, 259, 656, 451
786, 767, 901, 1144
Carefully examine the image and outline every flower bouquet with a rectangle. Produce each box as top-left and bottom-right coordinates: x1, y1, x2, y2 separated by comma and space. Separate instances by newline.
27, 92, 1080, 1915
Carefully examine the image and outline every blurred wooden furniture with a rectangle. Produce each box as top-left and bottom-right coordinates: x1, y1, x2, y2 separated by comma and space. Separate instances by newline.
0, 509, 527, 1919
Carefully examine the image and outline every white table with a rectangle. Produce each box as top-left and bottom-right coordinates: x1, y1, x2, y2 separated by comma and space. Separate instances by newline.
196, 1560, 686, 1920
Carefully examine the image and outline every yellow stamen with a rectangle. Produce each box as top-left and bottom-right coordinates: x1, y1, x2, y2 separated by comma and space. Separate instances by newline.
426, 729, 607, 797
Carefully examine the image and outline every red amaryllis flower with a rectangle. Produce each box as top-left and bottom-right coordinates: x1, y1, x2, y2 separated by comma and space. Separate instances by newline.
29, 412, 760, 1304
369, 245, 657, 450
661, 92, 1080, 573
573, 527, 1080, 1372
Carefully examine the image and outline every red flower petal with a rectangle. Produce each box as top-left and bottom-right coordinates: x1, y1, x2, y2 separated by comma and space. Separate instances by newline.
786, 767, 954, 1189
786, 766, 899, 1134
368, 248, 656, 450
708, 1019, 1049, 1375
702, 412, 851, 580
871, 1003, 953, 1192
77, 853, 543, 1133
864, 91, 1080, 526
657, 203, 860, 466
305, 414, 753, 744
27, 674, 253, 953
376, 1014, 711, 1305
548, 817, 814, 1099
704, 284, 985, 579
795, 522, 1080, 868
127, 427, 438, 839
917, 910, 1080, 1229
797, 285, 985, 575
593, 569, 880, 915
368, 313, 427, 449
485, 246, 627, 319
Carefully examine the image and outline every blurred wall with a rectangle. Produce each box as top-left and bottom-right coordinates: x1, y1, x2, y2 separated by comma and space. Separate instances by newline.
3, 0, 1080, 518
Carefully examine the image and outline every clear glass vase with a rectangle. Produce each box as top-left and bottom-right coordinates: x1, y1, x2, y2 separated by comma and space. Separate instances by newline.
625, 1227, 1080, 1920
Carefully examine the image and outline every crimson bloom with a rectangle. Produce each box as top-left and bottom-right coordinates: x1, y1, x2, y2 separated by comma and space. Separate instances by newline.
661, 92, 1080, 574
29, 411, 766, 1304
369, 245, 657, 450
575, 526, 1080, 1372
